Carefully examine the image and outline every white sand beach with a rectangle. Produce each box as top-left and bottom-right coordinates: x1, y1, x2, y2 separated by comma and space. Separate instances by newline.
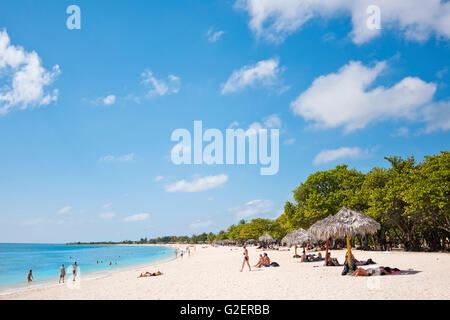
1, 245, 449, 300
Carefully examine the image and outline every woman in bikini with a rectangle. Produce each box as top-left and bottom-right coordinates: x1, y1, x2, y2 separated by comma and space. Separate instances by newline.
351, 266, 399, 276
27, 270, 33, 283
240, 245, 251, 272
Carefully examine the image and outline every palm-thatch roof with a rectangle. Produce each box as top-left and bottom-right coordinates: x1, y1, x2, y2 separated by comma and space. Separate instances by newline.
282, 228, 315, 246
308, 206, 381, 240
258, 233, 274, 242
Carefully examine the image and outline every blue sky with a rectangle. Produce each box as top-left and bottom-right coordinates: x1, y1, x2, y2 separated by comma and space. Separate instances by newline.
0, 0, 449, 243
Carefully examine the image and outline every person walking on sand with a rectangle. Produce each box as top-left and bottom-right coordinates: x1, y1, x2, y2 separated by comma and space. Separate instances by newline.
240, 244, 251, 272
386, 235, 391, 251
72, 261, 78, 282
59, 264, 66, 283
27, 270, 33, 283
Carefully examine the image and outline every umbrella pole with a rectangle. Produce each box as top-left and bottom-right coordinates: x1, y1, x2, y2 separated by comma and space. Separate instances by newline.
324, 238, 329, 266
346, 234, 352, 269
295, 244, 297, 257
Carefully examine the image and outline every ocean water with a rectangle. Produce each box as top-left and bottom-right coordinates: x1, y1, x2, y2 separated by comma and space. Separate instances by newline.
0, 243, 175, 291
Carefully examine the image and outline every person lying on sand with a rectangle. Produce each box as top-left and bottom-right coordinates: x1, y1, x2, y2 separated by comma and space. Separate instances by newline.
138, 271, 163, 278
313, 252, 323, 261
357, 258, 376, 266
351, 266, 400, 277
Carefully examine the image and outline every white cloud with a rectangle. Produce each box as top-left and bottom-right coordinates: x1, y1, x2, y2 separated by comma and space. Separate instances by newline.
421, 100, 450, 133
235, 0, 450, 44
283, 138, 295, 146
102, 95, 116, 105
206, 28, 225, 42
99, 153, 135, 163
102, 203, 112, 208
313, 147, 367, 165
391, 127, 410, 137
165, 174, 228, 193
263, 114, 282, 128
154, 175, 163, 182
99, 212, 116, 219
189, 220, 213, 229
291, 60, 436, 133
141, 70, 180, 98
231, 114, 282, 136
124, 213, 150, 222
58, 206, 72, 214
0, 29, 60, 115
221, 58, 282, 94
230, 199, 274, 219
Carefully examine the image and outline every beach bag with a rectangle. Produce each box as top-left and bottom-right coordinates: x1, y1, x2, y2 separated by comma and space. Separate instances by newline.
270, 262, 280, 267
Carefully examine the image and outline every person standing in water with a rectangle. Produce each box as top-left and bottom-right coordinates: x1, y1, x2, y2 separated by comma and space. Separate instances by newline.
240, 245, 251, 272
72, 261, 78, 282
27, 270, 33, 283
59, 264, 66, 283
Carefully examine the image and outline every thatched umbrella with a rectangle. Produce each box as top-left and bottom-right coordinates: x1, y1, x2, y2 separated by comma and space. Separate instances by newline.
291, 228, 314, 244
281, 233, 294, 246
258, 233, 274, 243
282, 228, 315, 256
309, 206, 380, 267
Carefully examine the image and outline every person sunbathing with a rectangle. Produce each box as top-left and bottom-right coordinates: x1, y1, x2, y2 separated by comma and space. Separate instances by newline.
256, 253, 271, 268
342, 253, 358, 275
357, 258, 376, 266
301, 251, 307, 262
351, 266, 400, 277
313, 252, 323, 261
262, 253, 271, 266
326, 253, 340, 266
254, 254, 264, 267
138, 271, 163, 278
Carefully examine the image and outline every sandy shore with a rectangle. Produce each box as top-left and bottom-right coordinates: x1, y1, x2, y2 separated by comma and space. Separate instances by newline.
1, 245, 449, 300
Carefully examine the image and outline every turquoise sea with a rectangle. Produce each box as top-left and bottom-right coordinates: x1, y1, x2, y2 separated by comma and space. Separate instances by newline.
0, 243, 174, 291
